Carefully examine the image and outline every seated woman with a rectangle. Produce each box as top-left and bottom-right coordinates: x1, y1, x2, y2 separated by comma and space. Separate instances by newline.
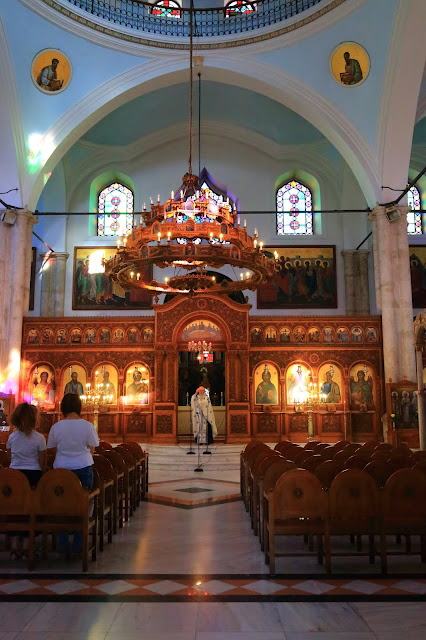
47, 393, 99, 552
6, 402, 47, 560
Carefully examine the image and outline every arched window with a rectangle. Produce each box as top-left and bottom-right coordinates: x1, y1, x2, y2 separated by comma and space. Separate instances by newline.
276, 180, 313, 235
151, 1, 181, 18
407, 185, 422, 235
225, 1, 257, 16
97, 182, 134, 237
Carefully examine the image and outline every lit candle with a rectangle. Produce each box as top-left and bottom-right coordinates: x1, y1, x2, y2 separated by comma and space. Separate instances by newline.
274, 251, 279, 260
209, 231, 213, 242
157, 232, 161, 243
137, 272, 140, 280
139, 216, 143, 226
237, 215, 240, 226
196, 190, 199, 198
171, 190, 174, 200
180, 190, 183, 199
130, 271, 134, 279
150, 196, 153, 204
123, 237, 127, 246
254, 239, 258, 249
167, 231, 171, 242
244, 219, 247, 228
165, 277, 169, 284
157, 194, 160, 203
259, 242, 264, 251
219, 233, 223, 242
226, 197, 229, 204
117, 239, 121, 247
240, 273, 243, 280
254, 227, 258, 236
246, 271, 250, 279
211, 275, 216, 281
143, 202, 146, 211
95, 370, 99, 379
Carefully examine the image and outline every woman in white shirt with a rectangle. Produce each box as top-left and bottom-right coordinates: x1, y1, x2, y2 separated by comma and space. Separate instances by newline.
47, 393, 99, 552
6, 402, 47, 560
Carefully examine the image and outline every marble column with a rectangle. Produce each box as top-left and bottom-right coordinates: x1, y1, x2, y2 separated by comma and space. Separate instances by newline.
368, 205, 416, 383
341, 249, 370, 316
40, 251, 69, 317
415, 346, 426, 450
1, 210, 37, 393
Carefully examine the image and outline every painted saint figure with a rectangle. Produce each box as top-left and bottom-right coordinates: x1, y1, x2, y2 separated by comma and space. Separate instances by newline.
340, 51, 363, 85
127, 370, 148, 403
32, 371, 55, 407
191, 386, 217, 445
37, 58, 63, 91
64, 371, 84, 397
350, 370, 373, 408
256, 366, 278, 405
100, 371, 116, 403
320, 370, 341, 403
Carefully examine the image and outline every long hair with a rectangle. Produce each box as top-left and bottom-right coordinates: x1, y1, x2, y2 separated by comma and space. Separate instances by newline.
10, 402, 38, 437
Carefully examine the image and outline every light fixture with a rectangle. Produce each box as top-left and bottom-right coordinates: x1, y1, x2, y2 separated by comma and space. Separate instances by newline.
103, 1, 277, 296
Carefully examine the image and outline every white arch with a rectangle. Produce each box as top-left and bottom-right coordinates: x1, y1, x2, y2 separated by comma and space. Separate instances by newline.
25, 55, 379, 210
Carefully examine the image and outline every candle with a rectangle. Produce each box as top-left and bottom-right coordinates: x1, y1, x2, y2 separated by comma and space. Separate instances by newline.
246, 271, 250, 279
240, 273, 243, 280
157, 194, 160, 203
130, 271, 134, 279
180, 190, 183, 199
219, 233, 223, 242
171, 190, 174, 200
209, 231, 213, 242
150, 196, 153, 204
137, 272, 140, 280
211, 275, 216, 281
254, 239, 257, 248
274, 251, 279, 260
139, 216, 143, 226
244, 219, 247, 228
259, 241, 264, 251
254, 227, 258, 236
143, 202, 146, 211
117, 239, 121, 247
157, 232, 161, 243
167, 231, 171, 242
165, 277, 169, 284
237, 215, 240, 226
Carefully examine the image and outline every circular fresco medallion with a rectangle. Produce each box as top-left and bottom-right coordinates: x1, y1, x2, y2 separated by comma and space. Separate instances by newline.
330, 42, 370, 87
31, 49, 72, 94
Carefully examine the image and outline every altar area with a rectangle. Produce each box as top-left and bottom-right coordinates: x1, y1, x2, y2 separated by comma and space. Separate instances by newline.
18, 293, 392, 445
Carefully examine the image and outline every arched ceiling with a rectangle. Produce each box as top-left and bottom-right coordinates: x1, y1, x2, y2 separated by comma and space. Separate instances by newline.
81, 81, 326, 148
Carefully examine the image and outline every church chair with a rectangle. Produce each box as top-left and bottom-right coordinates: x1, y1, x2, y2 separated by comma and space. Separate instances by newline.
0, 450, 9, 467
389, 445, 411, 456
0, 443, 7, 450
241, 441, 265, 504
46, 450, 56, 470
96, 450, 125, 530
99, 440, 113, 449
364, 461, 393, 488
274, 440, 294, 453
332, 450, 351, 465
92, 465, 113, 551
304, 440, 320, 450
119, 443, 144, 504
293, 450, 315, 467
115, 445, 137, 514
325, 469, 380, 573
283, 446, 304, 462
0, 469, 33, 569
250, 451, 282, 535
344, 454, 371, 469
413, 460, 426, 475
30, 469, 99, 572
242, 443, 269, 509
386, 455, 411, 473
101, 449, 132, 522
317, 448, 335, 461
93, 454, 120, 534
314, 460, 344, 489
410, 450, 426, 464
123, 441, 148, 496
371, 449, 391, 462
246, 444, 271, 516
343, 443, 362, 455
264, 469, 328, 575
332, 440, 350, 453
261, 460, 296, 551
301, 454, 324, 472
374, 443, 394, 452
380, 468, 426, 573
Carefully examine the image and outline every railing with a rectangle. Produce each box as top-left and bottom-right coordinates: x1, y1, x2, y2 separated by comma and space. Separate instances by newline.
64, 0, 325, 37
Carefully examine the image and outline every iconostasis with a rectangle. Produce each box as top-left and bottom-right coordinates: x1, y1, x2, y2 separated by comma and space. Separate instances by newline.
21, 297, 384, 443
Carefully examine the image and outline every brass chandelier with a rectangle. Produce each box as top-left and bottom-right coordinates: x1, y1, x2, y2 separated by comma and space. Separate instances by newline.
104, 2, 277, 297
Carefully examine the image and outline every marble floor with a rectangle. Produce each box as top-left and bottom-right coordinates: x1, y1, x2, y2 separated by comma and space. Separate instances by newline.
0, 469, 425, 638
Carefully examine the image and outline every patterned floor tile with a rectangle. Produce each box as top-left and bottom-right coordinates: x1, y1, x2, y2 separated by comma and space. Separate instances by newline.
243, 580, 287, 595
391, 580, 426, 594
45, 581, 90, 595
292, 580, 335, 595
195, 580, 236, 595
342, 580, 385, 595
95, 580, 138, 595
0, 580, 38, 594
144, 580, 188, 595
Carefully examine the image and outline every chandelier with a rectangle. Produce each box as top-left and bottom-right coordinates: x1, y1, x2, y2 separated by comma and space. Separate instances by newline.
104, 2, 277, 297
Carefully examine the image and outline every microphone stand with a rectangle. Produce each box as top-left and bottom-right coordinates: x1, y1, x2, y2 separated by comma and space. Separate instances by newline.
187, 392, 195, 455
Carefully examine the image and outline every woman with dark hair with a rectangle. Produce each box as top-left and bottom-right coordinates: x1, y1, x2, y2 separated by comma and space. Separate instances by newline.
6, 402, 46, 559
47, 393, 99, 551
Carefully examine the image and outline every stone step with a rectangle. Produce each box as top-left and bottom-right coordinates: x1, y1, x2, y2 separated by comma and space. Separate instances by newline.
140, 443, 245, 471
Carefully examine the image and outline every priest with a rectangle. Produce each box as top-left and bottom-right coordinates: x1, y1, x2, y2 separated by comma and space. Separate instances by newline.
191, 386, 217, 445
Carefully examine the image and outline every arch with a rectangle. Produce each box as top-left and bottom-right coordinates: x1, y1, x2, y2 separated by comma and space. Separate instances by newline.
89, 170, 135, 237
407, 184, 422, 235
172, 309, 232, 346
276, 178, 313, 236
24, 59, 379, 211
151, 1, 181, 18
225, 1, 257, 17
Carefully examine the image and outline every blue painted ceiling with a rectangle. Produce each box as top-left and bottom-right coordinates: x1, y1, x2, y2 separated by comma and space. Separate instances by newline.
81, 81, 326, 147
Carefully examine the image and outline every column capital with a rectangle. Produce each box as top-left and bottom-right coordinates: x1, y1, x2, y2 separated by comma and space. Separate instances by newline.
15, 208, 38, 226
341, 249, 356, 257
368, 204, 410, 222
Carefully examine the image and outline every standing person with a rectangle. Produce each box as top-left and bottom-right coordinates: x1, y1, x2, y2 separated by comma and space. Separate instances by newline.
191, 386, 217, 445
6, 403, 47, 560
47, 394, 99, 552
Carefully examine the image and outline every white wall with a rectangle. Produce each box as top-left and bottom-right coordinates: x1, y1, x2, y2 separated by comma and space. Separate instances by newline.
31, 131, 371, 317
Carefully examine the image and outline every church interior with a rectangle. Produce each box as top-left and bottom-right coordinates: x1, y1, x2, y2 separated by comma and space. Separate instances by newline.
1, 0, 426, 637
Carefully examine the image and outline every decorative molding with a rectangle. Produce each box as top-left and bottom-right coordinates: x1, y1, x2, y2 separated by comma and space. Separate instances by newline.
18, 0, 352, 53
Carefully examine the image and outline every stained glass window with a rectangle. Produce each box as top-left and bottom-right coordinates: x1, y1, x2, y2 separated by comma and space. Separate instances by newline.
276, 180, 313, 235
407, 185, 422, 235
225, 1, 256, 16
97, 182, 134, 237
151, 1, 181, 18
